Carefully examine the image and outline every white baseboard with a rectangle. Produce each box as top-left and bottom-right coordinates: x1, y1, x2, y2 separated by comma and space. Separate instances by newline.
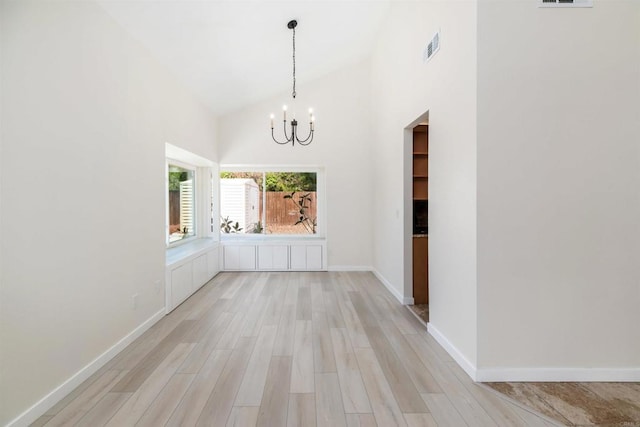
426, 323, 640, 382
427, 322, 478, 381
371, 269, 413, 305
476, 367, 640, 382
7, 309, 166, 427
328, 265, 372, 272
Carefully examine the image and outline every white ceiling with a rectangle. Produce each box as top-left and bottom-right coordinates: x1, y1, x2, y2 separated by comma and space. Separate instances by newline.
98, 1, 391, 116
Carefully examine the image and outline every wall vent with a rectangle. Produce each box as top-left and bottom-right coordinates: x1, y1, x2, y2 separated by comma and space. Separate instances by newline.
539, 0, 593, 8
423, 30, 440, 63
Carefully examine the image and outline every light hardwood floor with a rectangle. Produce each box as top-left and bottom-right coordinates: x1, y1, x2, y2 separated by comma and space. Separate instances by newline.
32, 272, 561, 427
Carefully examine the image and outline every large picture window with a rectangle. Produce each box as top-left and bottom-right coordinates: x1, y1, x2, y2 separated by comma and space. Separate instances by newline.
168, 163, 196, 243
220, 170, 319, 235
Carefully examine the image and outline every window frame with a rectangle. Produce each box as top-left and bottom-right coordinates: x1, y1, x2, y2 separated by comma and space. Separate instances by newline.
219, 165, 326, 239
166, 159, 198, 247
165, 143, 217, 248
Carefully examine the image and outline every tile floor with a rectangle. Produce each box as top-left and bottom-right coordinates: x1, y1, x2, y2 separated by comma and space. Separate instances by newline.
408, 304, 640, 427
486, 382, 640, 427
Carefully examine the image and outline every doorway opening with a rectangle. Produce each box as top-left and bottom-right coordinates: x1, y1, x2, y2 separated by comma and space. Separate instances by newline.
403, 112, 429, 326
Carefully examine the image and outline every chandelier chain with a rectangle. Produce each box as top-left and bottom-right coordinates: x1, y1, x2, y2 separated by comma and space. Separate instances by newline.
292, 25, 296, 98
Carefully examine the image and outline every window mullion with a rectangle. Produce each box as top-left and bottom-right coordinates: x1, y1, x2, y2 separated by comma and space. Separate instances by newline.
262, 172, 267, 234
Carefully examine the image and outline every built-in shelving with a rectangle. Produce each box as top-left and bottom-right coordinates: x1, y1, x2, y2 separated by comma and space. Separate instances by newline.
412, 124, 429, 304
413, 126, 429, 201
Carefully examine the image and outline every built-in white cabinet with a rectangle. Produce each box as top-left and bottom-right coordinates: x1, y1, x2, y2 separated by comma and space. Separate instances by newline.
192, 253, 209, 288
258, 245, 289, 270
206, 249, 218, 278
290, 245, 323, 270
170, 263, 192, 309
290, 245, 307, 270
166, 240, 219, 313
222, 240, 326, 271
223, 245, 257, 270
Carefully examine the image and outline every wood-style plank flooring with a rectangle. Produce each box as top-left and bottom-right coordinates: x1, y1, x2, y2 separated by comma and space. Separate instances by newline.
33, 272, 559, 426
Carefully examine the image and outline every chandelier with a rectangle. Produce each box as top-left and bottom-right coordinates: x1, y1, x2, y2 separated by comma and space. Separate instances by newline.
270, 20, 315, 146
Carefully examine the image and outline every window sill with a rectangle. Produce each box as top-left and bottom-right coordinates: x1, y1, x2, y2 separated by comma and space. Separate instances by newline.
220, 234, 325, 243
166, 237, 218, 267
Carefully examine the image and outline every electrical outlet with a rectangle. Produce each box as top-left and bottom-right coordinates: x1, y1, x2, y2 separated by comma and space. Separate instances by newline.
132, 294, 138, 310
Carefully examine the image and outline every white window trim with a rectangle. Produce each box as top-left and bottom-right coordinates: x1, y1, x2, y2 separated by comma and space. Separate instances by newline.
219, 165, 326, 239
166, 143, 217, 248
166, 159, 197, 247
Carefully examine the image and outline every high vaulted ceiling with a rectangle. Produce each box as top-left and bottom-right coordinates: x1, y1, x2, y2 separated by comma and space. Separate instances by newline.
98, 1, 391, 116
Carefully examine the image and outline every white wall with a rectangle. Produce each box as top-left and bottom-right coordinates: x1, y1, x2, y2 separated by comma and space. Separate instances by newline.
0, 1, 216, 424
369, 2, 479, 369
477, 0, 640, 377
217, 59, 374, 270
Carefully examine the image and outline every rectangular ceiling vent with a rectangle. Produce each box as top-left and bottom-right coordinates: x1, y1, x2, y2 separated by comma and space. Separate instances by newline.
539, 0, 593, 8
423, 30, 440, 63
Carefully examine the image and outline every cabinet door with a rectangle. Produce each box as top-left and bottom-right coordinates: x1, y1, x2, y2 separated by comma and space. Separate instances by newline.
258, 245, 288, 270
170, 263, 192, 309
412, 237, 428, 304
224, 245, 256, 270
223, 245, 240, 270
272, 246, 289, 270
207, 247, 219, 278
192, 253, 208, 290
290, 245, 307, 270
290, 245, 323, 270
306, 245, 323, 270
238, 246, 256, 270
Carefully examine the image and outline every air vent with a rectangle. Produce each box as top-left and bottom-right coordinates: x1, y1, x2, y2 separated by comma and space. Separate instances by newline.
539, 0, 593, 8
423, 30, 441, 63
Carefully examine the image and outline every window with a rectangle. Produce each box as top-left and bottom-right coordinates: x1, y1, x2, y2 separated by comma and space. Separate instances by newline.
219, 169, 320, 235
168, 163, 196, 243
165, 143, 216, 247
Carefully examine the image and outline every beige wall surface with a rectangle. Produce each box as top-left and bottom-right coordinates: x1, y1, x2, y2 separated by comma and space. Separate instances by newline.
0, 1, 217, 424
477, 0, 640, 373
369, 1, 479, 368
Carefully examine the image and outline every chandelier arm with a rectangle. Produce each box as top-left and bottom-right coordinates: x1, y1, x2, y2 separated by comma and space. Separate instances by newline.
296, 129, 314, 145
283, 120, 292, 142
272, 128, 291, 145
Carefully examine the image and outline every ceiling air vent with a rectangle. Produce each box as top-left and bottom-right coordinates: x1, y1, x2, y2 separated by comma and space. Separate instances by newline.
539, 0, 593, 8
423, 30, 440, 63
